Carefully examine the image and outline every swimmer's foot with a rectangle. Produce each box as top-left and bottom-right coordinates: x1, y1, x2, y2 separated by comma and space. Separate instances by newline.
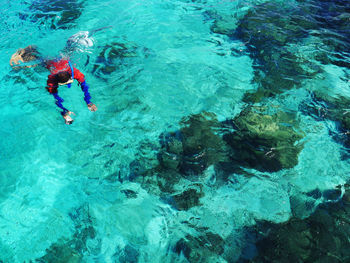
63, 111, 75, 125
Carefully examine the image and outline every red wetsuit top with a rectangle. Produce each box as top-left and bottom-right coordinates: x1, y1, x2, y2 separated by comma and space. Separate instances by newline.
46, 59, 85, 93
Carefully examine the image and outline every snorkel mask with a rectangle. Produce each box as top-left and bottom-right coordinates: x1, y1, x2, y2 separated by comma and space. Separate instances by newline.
58, 78, 74, 86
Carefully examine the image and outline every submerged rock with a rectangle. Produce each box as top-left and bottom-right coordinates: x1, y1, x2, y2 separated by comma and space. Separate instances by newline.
172, 187, 204, 211
175, 232, 225, 263
23, 0, 85, 29
215, 0, 349, 103
36, 243, 82, 263
303, 91, 350, 147
341, 114, 350, 131
244, 183, 350, 262
117, 244, 139, 263
306, 0, 350, 67
159, 112, 228, 175
131, 112, 230, 212
234, 1, 318, 102
224, 107, 304, 172
36, 205, 96, 263
92, 41, 146, 78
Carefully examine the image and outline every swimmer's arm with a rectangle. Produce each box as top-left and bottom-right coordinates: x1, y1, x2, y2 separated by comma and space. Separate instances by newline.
73, 67, 97, 111
52, 92, 69, 116
51, 92, 75, 124
51, 92, 74, 124
80, 81, 97, 111
46, 75, 69, 115
71, 67, 90, 103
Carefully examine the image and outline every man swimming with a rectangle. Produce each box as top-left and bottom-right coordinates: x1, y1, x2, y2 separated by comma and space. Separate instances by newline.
10, 45, 97, 125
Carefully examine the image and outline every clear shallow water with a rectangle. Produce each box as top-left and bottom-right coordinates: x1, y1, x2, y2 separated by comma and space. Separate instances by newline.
1, 0, 350, 262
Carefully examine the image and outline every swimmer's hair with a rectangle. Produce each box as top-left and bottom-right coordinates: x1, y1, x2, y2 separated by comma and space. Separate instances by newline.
55, 71, 71, 83
21, 45, 39, 62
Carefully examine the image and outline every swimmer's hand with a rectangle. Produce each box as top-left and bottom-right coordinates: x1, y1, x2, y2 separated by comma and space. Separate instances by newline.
87, 103, 97, 112
63, 111, 75, 125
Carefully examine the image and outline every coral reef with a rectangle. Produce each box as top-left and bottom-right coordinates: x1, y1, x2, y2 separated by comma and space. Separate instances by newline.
210, 0, 350, 103
243, 183, 350, 262
302, 91, 350, 147
234, 1, 318, 102
224, 107, 304, 172
92, 39, 149, 80
35, 205, 96, 263
92, 42, 138, 76
174, 232, 225, 263
159, 112, 228, 175
23, 0, 85, 29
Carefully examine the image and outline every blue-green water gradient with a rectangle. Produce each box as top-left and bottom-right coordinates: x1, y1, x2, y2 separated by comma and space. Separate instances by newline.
0, 0, 349, 262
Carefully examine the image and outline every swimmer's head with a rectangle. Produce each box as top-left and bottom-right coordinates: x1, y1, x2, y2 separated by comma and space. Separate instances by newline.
56, 71, 73, 85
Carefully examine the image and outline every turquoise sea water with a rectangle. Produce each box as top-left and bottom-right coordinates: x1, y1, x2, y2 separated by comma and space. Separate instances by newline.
1, 0, 350, 262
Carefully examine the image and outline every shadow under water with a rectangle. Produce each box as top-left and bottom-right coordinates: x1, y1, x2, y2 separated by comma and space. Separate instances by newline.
209, 0, 350, 103
20, 0, 85, 29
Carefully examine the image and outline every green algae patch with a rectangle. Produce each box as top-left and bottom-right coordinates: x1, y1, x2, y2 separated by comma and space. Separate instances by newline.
224, 107, 304, 172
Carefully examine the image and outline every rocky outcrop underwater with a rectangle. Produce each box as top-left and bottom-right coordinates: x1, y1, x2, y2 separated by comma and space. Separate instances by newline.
241, 183, 350, 262
19, 0, 86, 29
210, 0, 350, 104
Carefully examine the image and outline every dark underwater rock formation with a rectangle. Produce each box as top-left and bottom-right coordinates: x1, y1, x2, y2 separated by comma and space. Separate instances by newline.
135, 108, 304, 194
305, 0, 350, 67
174, 232, 225, 263
301, 91, 350, 147
22, 0, 85, 29
172, 187, 204, 211
242, 183, 350, 262
36, 243, 82, 263
224, 107, 304, 172
36, 205, 96, 263
210, 0, 349, 103
131, 112, 229, 210
234, 1, 319, 103
92, 40, 148, 79
159, 112, 228, 175
116, 244, 140, 263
